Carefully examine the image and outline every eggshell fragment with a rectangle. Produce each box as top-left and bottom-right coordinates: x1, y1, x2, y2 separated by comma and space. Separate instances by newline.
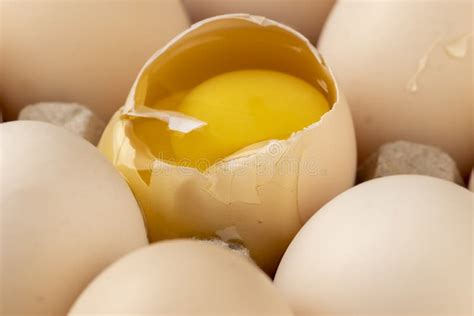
318, 0, 473, 176
0, 121, 148, 315
357, 140, 464, 185
69, 240, 294, 315
19, 102, 105, 145
205, 238, 252, 262
99, 14, 357, 275
0, 0, 189, 121
275, 175, 473, 315
183, 0, 336, 43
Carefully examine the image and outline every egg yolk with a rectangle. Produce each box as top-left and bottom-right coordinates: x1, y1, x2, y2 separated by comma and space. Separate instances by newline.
169, 69, 329, 169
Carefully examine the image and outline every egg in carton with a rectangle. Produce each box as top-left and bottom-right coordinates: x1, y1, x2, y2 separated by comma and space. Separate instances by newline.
99, 14, 357, 275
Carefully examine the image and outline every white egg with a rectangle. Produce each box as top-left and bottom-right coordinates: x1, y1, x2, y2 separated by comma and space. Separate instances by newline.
69, 240, 294, 315
318, 0, 473, 177
98, 15, 357, 275
0, 121, 148, 315
275, 175, 473, 315
1, 0, 189, 121
183, 0, 335, 43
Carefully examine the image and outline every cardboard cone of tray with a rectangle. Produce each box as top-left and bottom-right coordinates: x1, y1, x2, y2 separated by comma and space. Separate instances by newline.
358, 140, 464, 185
19, 102, 105, 145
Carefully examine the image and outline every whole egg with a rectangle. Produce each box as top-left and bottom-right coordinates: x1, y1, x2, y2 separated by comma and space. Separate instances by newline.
183, 0, 335, 43
318, 0, 473, 177
275, 175, 473, 315
0, 121, 148, 315
0, 0, 189, 121
69, 240, 294, 315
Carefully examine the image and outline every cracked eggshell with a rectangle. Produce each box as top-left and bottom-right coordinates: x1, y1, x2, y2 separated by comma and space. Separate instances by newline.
318, 0, 473, 177
99, 14, 356, 275
275, 175, 473, 315
69, 240, 294, 315
0, 0, 189, 121
0, 121, 148, 315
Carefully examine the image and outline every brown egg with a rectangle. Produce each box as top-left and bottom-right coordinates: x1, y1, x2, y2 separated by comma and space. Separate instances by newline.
318, 0, 473, 177
182, 0, 335, 43
0, 0, 189, 121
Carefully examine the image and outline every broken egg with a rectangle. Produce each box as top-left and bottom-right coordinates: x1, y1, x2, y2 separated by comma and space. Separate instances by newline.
98, 14, 356, 275
318, 1, 473, 177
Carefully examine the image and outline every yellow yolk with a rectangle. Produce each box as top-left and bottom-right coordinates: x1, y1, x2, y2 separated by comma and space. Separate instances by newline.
170, 69, 330, 169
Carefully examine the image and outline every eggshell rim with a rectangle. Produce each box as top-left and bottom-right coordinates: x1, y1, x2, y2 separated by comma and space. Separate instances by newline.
120, 13, 343, 174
